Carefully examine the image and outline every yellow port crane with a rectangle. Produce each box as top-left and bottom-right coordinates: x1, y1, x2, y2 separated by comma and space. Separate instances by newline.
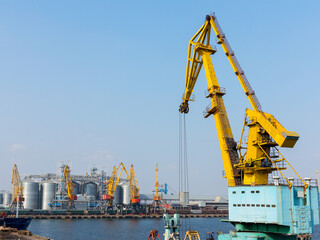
11, 164, 24, 209
153, 163, 160, 202
179, 14, 302, 187
129, 164, 140, 204
184, 231, 201, 240
103, 162, 130, 207
62, 165, 75, 207
152, 163, 162, 212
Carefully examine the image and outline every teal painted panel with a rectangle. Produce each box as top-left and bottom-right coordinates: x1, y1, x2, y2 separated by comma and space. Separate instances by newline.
228, 185, 319, 235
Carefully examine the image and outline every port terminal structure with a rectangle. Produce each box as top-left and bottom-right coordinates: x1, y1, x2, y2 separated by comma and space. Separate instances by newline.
178, 13, 320, 240
0, 165, 130, 211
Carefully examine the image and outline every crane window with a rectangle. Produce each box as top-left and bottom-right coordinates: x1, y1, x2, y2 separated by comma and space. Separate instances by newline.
241, 191, 245, 194
233, 204, 236, 207
232, 191, 236, 194
261, 204, 265, 207
272, 205, 276, 208
251, 204, 255, 207
256, 191, 260, 193
251, 191, 255, 193
242, 204, 245, 207
256, 204, 260, 207
237, 204, 241, 207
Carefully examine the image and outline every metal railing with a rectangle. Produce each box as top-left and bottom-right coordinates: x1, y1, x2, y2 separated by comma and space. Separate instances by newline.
205, 86, 226, 98
181, 93, 196, 102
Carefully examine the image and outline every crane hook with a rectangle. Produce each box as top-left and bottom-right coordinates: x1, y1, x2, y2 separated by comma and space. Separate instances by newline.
179, 103, 189, 114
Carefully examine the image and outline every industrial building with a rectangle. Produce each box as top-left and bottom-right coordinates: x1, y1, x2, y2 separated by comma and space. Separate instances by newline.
0, 164, 228, 211
140, 194, 228, 210
0, 165, 131, 210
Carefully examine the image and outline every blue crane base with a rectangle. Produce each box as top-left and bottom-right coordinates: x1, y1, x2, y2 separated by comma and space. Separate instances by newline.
217, 184, 319, 240
218, 231, 298, 240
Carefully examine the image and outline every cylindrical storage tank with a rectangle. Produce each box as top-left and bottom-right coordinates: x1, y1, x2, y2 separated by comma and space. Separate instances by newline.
41, 181, 57, 210
113, 185, 121, 204
121, 182, 130, 205
23, 181, 40, 209
72, 182, 80, 195
83, 182, 97, 198
3, 193, 11, 207
0, 193, 3, 205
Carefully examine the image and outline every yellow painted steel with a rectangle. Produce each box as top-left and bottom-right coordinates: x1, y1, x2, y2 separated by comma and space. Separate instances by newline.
130, 164, 140, 202
105, 162, 130, 205
113, 162, 130, 195
209, 14, 300, 185
106, 166, 118, 197
179, 14, 303, 187
209, 15, 262, 113
154, 163, 160, 200
62, 165, 73, 206
235, 109, 299, 185
179, 16, 240, 187
11, 164, 23, 205
184, 231, 201, 240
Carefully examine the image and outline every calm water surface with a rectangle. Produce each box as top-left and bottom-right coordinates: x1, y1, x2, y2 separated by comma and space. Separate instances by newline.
28, 218, 320, 240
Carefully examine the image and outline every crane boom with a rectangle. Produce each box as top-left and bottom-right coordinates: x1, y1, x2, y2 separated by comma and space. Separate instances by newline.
179, 18, 240, 186
155, 163, 159, 198
11, 164, 23, 208
209, 14, 262, 112
113, 162, 130, 194
129, 164, 140, 203
62, 165, 74, 206
103, 162, 130, 206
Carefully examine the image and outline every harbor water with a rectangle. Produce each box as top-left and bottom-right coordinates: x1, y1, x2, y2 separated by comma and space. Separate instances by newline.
28, 218, 320, 240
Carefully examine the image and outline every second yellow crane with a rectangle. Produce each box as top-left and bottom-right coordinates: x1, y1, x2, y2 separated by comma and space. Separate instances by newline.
11, 164, 24, 210
62, 165, 76, 208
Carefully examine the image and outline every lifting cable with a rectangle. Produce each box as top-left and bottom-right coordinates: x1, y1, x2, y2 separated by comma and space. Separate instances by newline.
179, 113, 191, 234
179, 113, 189, 195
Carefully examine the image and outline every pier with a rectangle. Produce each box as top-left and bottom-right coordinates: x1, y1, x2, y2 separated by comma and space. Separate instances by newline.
20, 213, 228, 220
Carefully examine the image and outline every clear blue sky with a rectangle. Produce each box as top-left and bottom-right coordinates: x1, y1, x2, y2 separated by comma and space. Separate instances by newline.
1, 1, 319, 196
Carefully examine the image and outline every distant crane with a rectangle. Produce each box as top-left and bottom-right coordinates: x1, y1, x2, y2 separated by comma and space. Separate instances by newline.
159, 183, 168, 195
184, 231, 200, 240
153, 163, 161, 210
62, 165, 76, 208
129, 164, 140, 204
129, 164, 144, 213
103, 162, 130, 210
11, 164, 24, 212
147, 229, 161, 240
